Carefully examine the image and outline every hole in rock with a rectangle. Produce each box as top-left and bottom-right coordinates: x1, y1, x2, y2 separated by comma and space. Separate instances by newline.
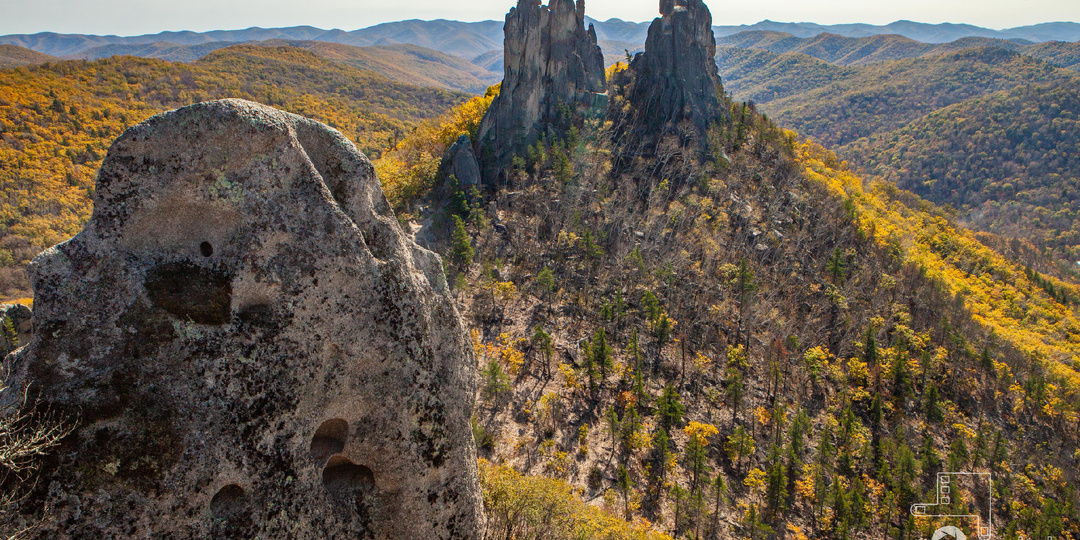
322, 456, 376, 504
200, 242, 214, 257
144, 262, 232, 325
310, 418, 348, 460
210, 484, 245, 519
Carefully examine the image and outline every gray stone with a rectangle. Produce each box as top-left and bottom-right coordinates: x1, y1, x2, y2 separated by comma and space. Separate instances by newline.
475, 0, 606, 185
445, 134, 482, 186
7, 99, 483, 539
625, 0, 725, 155
0, 303, 32, 357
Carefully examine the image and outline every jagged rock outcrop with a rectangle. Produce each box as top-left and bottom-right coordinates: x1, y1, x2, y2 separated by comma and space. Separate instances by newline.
445, 134, 482, 187
0, 303, 31, 357
623, 0, 725, 155
6, 99, 483, 539
475, 0, 606, 185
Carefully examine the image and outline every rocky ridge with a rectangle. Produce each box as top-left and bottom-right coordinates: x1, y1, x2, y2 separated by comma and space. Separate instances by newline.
6, 99, 482, 539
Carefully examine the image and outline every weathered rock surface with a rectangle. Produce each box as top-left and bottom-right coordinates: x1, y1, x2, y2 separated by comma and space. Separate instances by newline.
7, 99, 483, 539
0, 303, 31, 357
626, 0, 724, 152
445, 134, 482, 187
475, 0, 606, 185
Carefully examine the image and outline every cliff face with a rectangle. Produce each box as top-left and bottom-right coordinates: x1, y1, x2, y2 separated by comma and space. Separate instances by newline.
475, 0, 606, 185
9, 99, 482, 539
622, 0, 725, 157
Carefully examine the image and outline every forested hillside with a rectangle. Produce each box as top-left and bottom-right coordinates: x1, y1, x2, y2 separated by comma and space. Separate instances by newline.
0, 45, 57, 68
410, 68, 1080, 539
748, 48, 1075, 148
849, 78, 1080, 266
246, 41, 500, 94
0, 48, 467, 299
717, 42, 1080, 276
3, 15, 1080, 539
72, 40, 501, 94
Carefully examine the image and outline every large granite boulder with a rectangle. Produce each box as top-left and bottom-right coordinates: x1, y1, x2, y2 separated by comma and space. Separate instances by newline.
6, 99, 483, 539
475, 0, 606, 185
624, 0, 725, 156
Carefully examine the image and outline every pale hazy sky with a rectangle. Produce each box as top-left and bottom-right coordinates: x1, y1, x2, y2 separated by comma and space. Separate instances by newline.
2, 0, 1078, 36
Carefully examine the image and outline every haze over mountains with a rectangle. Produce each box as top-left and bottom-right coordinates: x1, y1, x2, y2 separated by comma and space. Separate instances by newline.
2, 18, 1078, 63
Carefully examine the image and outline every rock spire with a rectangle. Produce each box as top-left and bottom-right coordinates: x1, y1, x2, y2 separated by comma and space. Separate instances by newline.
7, 99, 483, 539
475, 0, 606, 185
626, 0, 724, 152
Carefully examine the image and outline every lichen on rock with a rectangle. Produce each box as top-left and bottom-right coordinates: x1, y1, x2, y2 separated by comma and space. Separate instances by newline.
6, 99, 482, 539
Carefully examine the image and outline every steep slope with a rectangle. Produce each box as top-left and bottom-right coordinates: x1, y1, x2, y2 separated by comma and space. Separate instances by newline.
434, 77, 1080, 540
0, 49, 466, 300
849, 78, 1080, 267
0, 45, 58, 68
394, 4, 1080, 535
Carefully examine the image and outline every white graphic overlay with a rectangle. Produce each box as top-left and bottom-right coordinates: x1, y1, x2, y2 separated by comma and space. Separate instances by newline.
911, 472, 993, 539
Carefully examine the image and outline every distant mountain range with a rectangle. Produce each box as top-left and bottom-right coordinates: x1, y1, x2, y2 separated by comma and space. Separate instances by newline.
2, 18, 1077, 64
715, 31, 1080, 69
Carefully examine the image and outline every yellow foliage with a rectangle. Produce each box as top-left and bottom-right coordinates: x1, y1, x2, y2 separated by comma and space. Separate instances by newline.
559, 363, 582, 392
799, 140, 1080, 390
692, 351, 713, 372
478, 459, 674, 540
787, 523, 810, 540
606, 61, 629, 80
754, 406, 770, 427
682, 421, 719, 445
502, 346, 525, 376
743, 467, 766, 491
470, 328, 484, 357
375, 91, 495, 211
495, 281, 518, 303
794, 463, 819, 503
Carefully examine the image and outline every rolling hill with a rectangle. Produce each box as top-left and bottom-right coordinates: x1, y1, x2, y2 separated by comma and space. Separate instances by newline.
748, 47, 1077, 148
72, 39, 501, 93
0, 46, 468, 299
848, 78, 1080, 264
0, 44, 58, 68
0, 20, 505, 60
718, 42, 1080, 276
249, 41, 499, 94
715, 30, 1080, 70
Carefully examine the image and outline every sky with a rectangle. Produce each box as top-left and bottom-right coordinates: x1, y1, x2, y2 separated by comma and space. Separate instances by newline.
2, 0, 1078, 36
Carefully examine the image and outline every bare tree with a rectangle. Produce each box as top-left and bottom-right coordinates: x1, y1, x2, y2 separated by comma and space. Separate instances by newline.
0, 373, 72, 539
